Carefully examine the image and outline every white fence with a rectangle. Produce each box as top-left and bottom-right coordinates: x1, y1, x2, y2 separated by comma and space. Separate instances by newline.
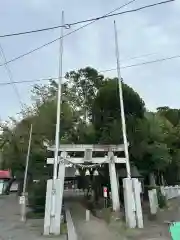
161, 185, 180, 200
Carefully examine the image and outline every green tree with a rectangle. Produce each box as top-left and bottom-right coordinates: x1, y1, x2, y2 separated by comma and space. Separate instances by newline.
92, 78, 145, 144
129, 113, 172, 185
2, 66, 180, 199
65, 67, 104, 121
157, 107, 180, 127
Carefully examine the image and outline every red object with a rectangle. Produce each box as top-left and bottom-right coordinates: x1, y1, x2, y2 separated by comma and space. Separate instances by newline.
103, 187, 108, 198
0, 170, 11, 179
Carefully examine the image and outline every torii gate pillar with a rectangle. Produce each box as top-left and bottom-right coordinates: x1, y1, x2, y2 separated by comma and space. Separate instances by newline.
45, 144, 126, 235
108, 152, 120, 212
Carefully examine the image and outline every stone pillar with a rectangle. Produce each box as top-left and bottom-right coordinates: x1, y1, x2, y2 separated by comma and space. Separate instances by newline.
108, 152, 120, 212
160, 186, 166, 197
44, 179, 52, 235
44, 152, 66, 236
123, 178, 136, 228
152, 189, 158, 208
52, 151, 66, 234
132, 179, 143, 228
148, 189, 158, 215
44, 179, 63, 235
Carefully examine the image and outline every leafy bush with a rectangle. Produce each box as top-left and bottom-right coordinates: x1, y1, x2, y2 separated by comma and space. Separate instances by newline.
28, 180, 46, 213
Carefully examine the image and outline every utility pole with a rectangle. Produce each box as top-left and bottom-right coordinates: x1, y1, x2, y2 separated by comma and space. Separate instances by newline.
20, 124, 33, 222
114, 20, 131, 179
50, 11, 64, 233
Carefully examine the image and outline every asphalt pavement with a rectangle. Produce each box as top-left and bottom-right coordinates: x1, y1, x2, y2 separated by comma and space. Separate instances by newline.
0, 194, 66, 240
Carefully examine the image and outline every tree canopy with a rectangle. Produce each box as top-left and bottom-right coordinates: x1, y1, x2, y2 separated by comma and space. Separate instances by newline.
1, 66, 180, 186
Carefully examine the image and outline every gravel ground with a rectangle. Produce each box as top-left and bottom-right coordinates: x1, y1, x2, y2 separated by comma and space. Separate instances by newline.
0, 194, 66, 240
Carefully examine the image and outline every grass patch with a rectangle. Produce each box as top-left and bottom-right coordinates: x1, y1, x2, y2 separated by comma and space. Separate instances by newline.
60, 223, 67, 234
26, 211, 44, 219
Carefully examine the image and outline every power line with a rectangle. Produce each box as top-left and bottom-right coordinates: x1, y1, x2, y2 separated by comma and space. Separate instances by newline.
0, 44, 23, 106
0, 77, 57, 86
0, 0, 173, 67
102, 53, 180, 72
0, 52, 179, 87
0, 51, 157, 86
0, 0, 174, 38
0, 0, 136, 67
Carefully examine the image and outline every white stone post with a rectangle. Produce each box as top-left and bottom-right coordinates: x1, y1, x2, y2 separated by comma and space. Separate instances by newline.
152, 189, 158, 208
44, 152, 66, 236
164, 187, 169, 199
178, 186, 180, 196
86, 210, 90, 221
51, 151, 66, 234
160, 186, 166, 197
44, 179, 64, 235
148, 190, 158, 215
132, 179, 143, 228
123, 178, 136, 228
44, 179, 52, 235
108, 152, 120, 212
50, 179, 63, 235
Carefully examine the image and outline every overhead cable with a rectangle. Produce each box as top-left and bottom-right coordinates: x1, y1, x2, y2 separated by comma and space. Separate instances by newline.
0, 0, 174, 38
0, 53, 179, 86
0, 44, 23, 106
0, 0, 174, 67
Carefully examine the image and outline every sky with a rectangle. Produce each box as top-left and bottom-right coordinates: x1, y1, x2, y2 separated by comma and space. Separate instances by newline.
0, 0, 179, 121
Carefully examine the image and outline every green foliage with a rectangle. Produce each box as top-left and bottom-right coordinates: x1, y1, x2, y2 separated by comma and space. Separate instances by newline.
92, 78, 145, 144
129, 113, 172, 175
1, 66, 180, 209
157, 107, 180, 127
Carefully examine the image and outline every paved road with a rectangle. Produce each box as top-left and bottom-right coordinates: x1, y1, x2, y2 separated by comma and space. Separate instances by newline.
0, 194, 66, 240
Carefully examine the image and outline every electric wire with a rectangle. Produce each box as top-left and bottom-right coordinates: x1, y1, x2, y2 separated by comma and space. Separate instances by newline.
0, 0, 173, 67
0, 52, 179, 87
0, 44, 23, 106
0, 0, 174, 38
0, 0, 136, 67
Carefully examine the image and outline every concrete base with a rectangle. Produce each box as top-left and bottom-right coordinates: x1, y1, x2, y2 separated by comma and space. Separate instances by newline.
148, 189, 158, 215
44, 179, 52, 235
123, 178, 136, 228
132, 178, 143, 228
44, 179, 63, 235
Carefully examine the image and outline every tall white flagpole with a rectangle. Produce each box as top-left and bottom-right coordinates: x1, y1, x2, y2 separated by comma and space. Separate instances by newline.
114, 20, 131, 179
50, 11, 64, 233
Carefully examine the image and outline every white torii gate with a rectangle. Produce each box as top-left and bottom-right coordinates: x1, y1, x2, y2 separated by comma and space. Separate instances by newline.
44, 144, 126, 235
